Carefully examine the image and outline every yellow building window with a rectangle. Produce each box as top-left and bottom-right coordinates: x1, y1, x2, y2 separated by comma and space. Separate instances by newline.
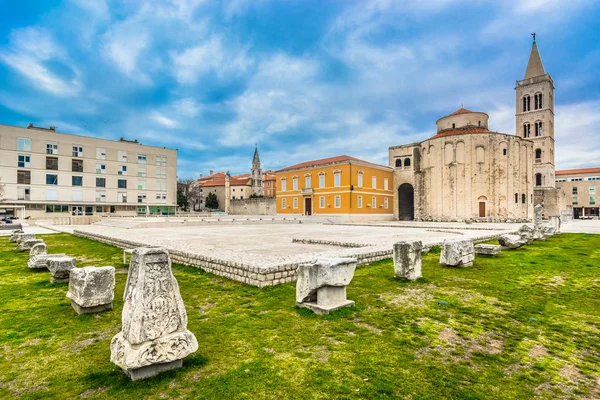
334, 195, 341, 208
372, 197, 376, 208
372, 176, 377, 189
282, 198, 287, 208
320, 196, 325, 208
319, 173, 325, 188
384, 178, 389, 190
384, 198, 388, 209
357, 172, 363, 188
293, 177, 298, 191
281, 179, 287, 192
293, 198, 298, 209
334, 173, 341, 187
305, 175, 311, 189
357, 196, 362, 208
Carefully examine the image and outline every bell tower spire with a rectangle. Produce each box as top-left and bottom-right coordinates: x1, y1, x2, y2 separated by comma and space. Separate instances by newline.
251, 144, 263, 196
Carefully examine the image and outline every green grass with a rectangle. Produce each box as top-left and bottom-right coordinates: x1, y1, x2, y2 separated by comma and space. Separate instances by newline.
0, 233, 599, 399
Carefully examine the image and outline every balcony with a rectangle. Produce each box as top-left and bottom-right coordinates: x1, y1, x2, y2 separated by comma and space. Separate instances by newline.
301, 188, 314, 195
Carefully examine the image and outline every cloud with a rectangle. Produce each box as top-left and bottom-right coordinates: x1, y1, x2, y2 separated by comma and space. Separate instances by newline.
102, 23, 151, 81
555, 101, 600, 169
150, 112, 179, 128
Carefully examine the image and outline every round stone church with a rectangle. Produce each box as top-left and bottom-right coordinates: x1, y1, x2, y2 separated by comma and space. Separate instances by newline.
389, 107, 534, 221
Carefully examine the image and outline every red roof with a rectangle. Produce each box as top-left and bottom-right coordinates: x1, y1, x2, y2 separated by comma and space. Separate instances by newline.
198, 172, 225, 181
429, 127, 491, 139
276, 155, 387, 173
556, 168, 600, 176
200, 177, 250, 187
448, 107, 473, 116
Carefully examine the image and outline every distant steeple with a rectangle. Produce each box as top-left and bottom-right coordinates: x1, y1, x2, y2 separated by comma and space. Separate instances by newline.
524, 39, 545, 79
253, 144, 260, 165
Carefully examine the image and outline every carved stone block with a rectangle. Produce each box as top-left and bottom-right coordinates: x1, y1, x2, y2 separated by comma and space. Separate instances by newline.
296, 258, 357, 315
47, 256, 76, 283
14, 233, 35, 244
439, 239, 474, 267
498, 234, 526, 249
110, 247, 198, 380
67, 266, 115, 314
9, 229, 24, 242
474, 244, 502, 256
17, 239, 44, 252
393, 240, 422, 280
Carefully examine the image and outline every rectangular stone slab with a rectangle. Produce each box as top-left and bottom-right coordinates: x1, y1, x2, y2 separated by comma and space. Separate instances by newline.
124, 359, 183, 381
297, 299, 355, 315
71, 301, 113, 315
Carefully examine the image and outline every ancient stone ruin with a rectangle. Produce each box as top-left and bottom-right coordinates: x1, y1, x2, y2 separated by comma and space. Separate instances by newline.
439, 239, 475, 267
14, 233, 35, 244
67, 266, 115, 314
110, 247, 198, 381
47, 256, 76, 283
474, 244, 501, 256
393, 240, 422, 280
498, 234, 526, 249
9, 229, 24, 242
28, 243, 66, 270
17, 239, 44, 252
296, 257, 357, 315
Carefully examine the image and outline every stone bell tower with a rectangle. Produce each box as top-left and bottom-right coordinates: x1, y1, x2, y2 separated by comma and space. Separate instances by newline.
516, 35, 559, 215
251, 145, 263, 196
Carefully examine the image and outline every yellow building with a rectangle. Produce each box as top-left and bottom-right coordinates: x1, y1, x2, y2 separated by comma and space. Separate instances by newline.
275, 155, 394, 219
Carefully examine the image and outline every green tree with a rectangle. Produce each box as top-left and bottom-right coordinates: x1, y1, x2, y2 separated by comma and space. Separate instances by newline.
205, 192, 219, 209
177, 189, 188, 210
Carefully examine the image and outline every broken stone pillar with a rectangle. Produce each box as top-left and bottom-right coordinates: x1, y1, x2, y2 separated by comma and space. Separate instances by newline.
533, 205, 544, 240
47, 256, 76, 283
540, 224, 556, 239
9, 229, 24, 242
110, 247, 198, 381
67, 266, 115, 314
549, 216, 561, 233
28, 242, 66, 269
296, 257, 357, 314
15, 233, 35, 244
393, 240, 422, 280
17, 239, 44, 252
498, 234, 526, 249
439, 239, 474, 267
517, 224, 535, 244
474, 244, 501, 256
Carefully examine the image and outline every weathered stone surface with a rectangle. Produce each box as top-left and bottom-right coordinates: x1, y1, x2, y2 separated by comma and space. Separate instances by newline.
498, 234, 526, 249
47, 256, 76, 282
393, 240, 422, 280
439, 239, 475, 267
9, 230, 24, 242
540, 224, 556, 239
17, 239, 44, 252
296, 257, 357, 314
14, 233, 35, 243
518, 224, 535, 244
67, 266, 115, 314
534, 204, 543, 225
474, 244, 502, 256
110, 247, 198, 379
549, 215, 561, 233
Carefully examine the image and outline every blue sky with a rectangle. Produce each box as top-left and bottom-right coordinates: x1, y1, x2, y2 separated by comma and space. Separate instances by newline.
1, 0, 599, 178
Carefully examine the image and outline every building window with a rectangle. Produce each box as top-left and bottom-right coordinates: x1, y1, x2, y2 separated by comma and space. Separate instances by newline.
138, 166, 147, 177
535, 121, 543, 136
572, 187, 578, 195
282, 198, 287, 208
521, 193, 526, 204
293, 177, 298, 191
118, 192, 127, 203
395, 159, 402, 168
45, 189, 59, 202
384, 178, 389, 190
357, 195, 362, 208
96, 163, 106, 174
17, 187, 30, 200
95, 190, 106, 202
334, 172, 341, 187
46, 143, 58, 155
591, 197, 596, 205
45, 204, 68, 212
535, 93, 543, 110
523, 123, 530, 138
535, 149, 542, 159
515, 193, 518, 204
72, 159, 84, 172
46, 156, 59, 170
384, 198, 389, 209
18, 138, 31, 151
137, 193, 147, 203
18, 155, 31, 168
72, 146, 83, 157
535, 173, 542, 186
138, 179, 146, 190
118, 150, 127, 162
293, 198, 298, 209
156, 156, 167, 166
281, 179, 287, 192
95, 148, 106, 160
319, 174, 325, 188
572, 196, 578, 205
372, 196, 376, 208
452, 123, 455, 129
320, 196, 325, 208
523, 95, 531, 112
305, 175, 311, 189
334, 195, 341, 208
404, 158, 411, 167
118, 165, 127, 175
96, 177, 106, 188
357, 172, 363, 188
46, 174, 58, 185
590, 186, 596, 195
72, 176, 83, 186
138, 154, 147, 164
372, 176, 377, 189
503, 149, 507, 156
17, 170, 31, 184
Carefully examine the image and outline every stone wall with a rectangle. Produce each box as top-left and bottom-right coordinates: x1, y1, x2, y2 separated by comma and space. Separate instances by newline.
230, 197, 276, 215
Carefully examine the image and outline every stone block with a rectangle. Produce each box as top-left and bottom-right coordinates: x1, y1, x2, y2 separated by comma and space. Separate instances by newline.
47, 256, 76, 283
517, 224, 535, 244
296, 257, 357, 315
17, 239, 44, 252
393, 240, 422, 280
474, 244, 501, 256
9, 229, 24, 242
549, 216, 561, 233
497, 234, 525, 249
67, 266, 115, 314
439, 239, 474, 267
14, 233, 35, 244
110, 247, 198, 380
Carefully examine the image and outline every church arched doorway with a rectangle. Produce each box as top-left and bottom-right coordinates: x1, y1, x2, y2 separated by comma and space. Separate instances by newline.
398, 183, 414, 221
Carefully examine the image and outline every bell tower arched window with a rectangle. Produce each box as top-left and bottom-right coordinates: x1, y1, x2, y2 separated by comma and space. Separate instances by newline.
404, 158, 411, 167
523, 95, 531, 112
535, 149, 542, 159
535, 173, 542, 186
395, 159, 402, 167
534, 93, 543, 110
535, 121, 543, 136
523, 123, 531, 138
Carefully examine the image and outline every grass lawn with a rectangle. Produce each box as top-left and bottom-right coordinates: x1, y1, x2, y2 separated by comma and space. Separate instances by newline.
0, 233, 599, 399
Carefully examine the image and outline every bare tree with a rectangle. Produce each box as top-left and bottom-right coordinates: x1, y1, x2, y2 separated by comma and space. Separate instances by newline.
177, 178, 203, 211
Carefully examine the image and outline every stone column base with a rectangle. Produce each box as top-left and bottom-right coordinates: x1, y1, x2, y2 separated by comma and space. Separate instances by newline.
50, 277, 70, 283
124, 359, 183, 381
297, 299, 354, 315
71, 301, 113, 315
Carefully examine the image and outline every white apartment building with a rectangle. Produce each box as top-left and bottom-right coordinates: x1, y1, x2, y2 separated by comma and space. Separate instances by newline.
0, 123, 177, 218
555, 168, 600, 219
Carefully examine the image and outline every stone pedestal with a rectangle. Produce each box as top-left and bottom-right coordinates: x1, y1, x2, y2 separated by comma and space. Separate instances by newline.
14, 233, 35, 244
67, 266, 115, 315
439, 239, 475, 267
9, 230, 24, 242
110, 247, 198, 380
47, 256, 76, 283
393, 240, 422, 280
296, 258, 357, 315
474, 244, 501, 256
549, 216, 561, 233
17, 239, 44, 252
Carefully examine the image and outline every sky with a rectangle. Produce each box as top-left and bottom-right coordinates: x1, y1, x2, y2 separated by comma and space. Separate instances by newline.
0, 0, 599, 178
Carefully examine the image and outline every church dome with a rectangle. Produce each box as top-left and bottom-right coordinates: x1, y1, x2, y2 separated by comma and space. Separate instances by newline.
432, 107, 490, 138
